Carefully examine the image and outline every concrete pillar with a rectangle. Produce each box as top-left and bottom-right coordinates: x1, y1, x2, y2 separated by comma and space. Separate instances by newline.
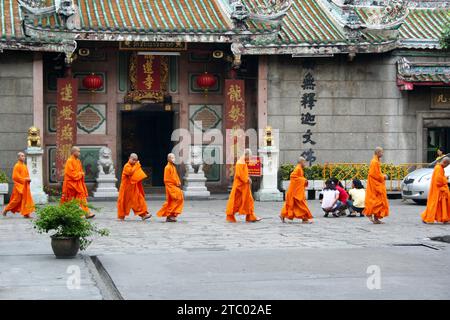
32, 53, 44, 144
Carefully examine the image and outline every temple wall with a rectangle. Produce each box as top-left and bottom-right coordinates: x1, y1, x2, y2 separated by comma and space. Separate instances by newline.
267, 52, 450, 165
0, 51, 34, 181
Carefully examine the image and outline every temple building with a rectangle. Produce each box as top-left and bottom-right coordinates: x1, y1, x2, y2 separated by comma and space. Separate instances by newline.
0, 0, 449, 192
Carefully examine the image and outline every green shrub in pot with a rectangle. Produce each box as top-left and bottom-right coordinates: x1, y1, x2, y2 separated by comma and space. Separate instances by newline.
33, 201, 109, 258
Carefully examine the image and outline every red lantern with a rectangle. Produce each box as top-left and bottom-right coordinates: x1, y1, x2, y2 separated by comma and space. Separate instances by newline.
82, 73, 103, 92
196, 72, 217, 94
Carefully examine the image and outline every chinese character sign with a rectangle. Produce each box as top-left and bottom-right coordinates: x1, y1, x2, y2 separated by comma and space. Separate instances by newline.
56, 78, 78, 181
136, 55, 163, 92
225, 79, 246, 179
300, 61, 317, 165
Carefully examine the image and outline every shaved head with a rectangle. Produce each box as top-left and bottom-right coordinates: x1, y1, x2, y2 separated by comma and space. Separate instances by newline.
71, 146, 81, 158
128, 153, 139, 165
298, 156, 307, 167
71, 146, 80, 154
17, 152, 25, 162
374, 146, 384, 158
168, 153, 175, 163
441, 157, 450, 167
129, 153, 138, 160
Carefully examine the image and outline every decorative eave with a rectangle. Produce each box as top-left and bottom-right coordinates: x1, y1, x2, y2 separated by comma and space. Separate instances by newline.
238, 39, 398, 56
397, 57, 450, 91
22, 25, 238, 44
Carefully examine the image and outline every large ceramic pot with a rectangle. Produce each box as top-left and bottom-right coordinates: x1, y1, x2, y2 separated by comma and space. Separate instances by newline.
51, 236, 80, 259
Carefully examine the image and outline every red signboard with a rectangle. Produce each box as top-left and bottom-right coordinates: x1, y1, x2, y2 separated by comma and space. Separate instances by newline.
136, 55, 163, 91
126, 54, 169, 102
225, 79, 246, 179
56, 78, 78, 181
247, 156, 262, 177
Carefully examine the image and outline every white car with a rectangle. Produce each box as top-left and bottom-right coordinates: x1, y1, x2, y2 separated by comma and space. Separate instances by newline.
401, 154, 450, 205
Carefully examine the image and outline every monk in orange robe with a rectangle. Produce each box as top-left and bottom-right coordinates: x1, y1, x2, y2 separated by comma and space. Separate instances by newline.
363, 147, 390, 224
61, 146, 95, 218
422, 157, 450, 224
2, 152, 35, 218
157, 153, 184, 222
117, 153, 151, 221
226, 149, 262, 223
280, 156, 313, 224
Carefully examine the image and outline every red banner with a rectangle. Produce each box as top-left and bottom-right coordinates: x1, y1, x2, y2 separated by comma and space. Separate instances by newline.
247, 156, 261, 177
56, 78, 78, 181
225, 79, 246, 179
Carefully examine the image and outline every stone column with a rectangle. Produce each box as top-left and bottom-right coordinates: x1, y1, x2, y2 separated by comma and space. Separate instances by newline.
255, 146, 283, 202
26, 147, 48, 204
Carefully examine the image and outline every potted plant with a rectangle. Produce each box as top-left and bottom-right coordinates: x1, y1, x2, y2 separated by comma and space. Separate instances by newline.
279, 163, 295, 191
33, 201, 109, 259
0, 170, 9, 205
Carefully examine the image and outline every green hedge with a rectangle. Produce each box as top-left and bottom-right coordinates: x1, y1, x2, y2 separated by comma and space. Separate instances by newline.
0, 170, 8, 184
280, 163, 410, 181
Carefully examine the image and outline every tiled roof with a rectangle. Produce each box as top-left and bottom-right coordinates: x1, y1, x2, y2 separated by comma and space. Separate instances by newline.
243, 0, 346, 44
356, 6, 450, 48
0, 0, 25, 40
34, 0, 231, 33
1, 0, 449, 52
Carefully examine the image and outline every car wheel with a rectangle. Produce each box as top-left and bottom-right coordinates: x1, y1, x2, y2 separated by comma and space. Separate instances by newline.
413, 199, 427, 205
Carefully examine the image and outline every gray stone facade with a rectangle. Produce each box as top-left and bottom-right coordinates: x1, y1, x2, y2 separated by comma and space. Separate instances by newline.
268, 52, 450, 165
0, 51, 34, 184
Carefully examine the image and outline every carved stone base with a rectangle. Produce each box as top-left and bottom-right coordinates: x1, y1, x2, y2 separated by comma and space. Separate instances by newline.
183, 174, 210, 199
93, 175, 119, 198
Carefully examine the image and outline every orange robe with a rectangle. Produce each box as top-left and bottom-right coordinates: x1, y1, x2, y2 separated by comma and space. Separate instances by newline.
363, 156, 389, 219
61, 155, 89, 213
117, 162, 148, 219
157, 162, 184, 218
421, 164, 450, 223
280, 164, 313, 221
4, 161, 35, 216
226, 157, 258, 222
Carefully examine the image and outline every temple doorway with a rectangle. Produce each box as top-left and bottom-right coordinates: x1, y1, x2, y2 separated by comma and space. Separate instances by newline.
427, 127, 450, 162
121, 109, 174, 187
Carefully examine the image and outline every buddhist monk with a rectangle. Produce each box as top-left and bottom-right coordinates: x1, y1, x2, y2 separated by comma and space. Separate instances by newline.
226, 149, 262, 223
1, 152, 35, 218
280, 156, 313, 224
157, 153, 184, 222
61, 146, 95, 219
363, 147, 390, 224
117, 153, 151, 221
421, 157, 450, 224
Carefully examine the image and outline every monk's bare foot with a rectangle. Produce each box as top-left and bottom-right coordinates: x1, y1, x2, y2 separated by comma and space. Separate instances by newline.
86, 213, 95, 219
141, 213, 152, 221
2, 210, 6, 217
166, 216, 177, 223
251, 217, 262, 223
279, 215, 285, 223
368, 215, 374, 223
302, 220, 313, 224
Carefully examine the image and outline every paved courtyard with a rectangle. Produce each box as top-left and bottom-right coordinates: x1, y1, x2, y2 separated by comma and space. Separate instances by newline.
1, 199, 449, 300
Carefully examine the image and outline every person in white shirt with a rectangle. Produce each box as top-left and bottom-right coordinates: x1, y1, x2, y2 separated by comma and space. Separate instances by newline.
347, 179, 366, 217
320, 180, 341, 217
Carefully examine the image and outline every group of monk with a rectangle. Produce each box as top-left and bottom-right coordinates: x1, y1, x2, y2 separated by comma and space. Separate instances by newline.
1, 146, 449, 225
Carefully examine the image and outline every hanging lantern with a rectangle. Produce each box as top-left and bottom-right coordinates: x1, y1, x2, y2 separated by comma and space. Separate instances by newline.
196, 72, 217, 95
82, 73, 103, 92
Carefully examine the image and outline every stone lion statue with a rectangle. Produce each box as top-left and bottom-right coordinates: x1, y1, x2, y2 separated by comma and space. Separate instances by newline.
27, 126, 41, 148
97, 147, 115, 176
186, 145, 204, 174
